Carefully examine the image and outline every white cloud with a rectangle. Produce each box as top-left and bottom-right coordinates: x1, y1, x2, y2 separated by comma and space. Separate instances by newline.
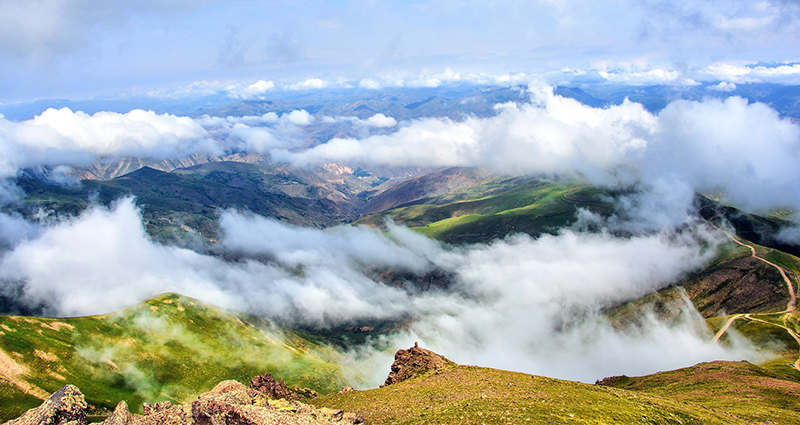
0, 200, 764, 384
0, 108, 216, 177
284, 109, 314, 125
599, 69, 699, 86
708, 81, 737, 92
274, 84, 800, 216
362, 113, 397, 128
275, 85, 658, 179
359, 78, 382, 90
285, 78, 328, 91
237, 80, 275, 98
700, 62, 800, 84
195, 110, 309, 154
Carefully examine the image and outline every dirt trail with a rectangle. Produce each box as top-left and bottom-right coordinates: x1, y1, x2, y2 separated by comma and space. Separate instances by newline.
725, 233, 797, 313
712, 314, 743, 343
704, 215, 800, 372
745, 315, 800, 372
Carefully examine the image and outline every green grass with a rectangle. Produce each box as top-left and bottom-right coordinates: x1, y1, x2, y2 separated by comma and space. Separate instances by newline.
357, 182, 614, 244
597, 360, 800, 424
313, 364, 752, 424
0, 294, 344, 420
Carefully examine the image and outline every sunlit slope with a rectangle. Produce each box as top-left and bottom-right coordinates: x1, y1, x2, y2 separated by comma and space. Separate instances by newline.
356, 181, 613, 244
313, 363, 757, 425
597, 360, 800, 424
0, 293, 343, 421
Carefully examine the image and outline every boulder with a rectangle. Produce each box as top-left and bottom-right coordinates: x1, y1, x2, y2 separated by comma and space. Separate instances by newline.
4, 379, 361, 425
249, 373, 292, 400
4, 384, 87, 425
100, 401, 132, 425
249, 373, 317, 401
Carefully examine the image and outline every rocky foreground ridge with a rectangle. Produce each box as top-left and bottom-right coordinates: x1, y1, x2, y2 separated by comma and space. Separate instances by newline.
3, 342, 445, 425
4, 374, 362, 425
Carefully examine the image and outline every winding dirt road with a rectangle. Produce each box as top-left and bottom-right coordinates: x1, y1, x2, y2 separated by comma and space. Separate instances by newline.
705, 216, 800, 372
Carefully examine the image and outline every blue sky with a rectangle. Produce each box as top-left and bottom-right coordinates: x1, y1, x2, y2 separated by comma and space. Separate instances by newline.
1, 0, 800, 103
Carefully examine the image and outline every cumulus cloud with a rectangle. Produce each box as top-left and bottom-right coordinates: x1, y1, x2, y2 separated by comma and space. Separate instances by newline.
359, 78, 382, 90
598, 68, 699, 86
194, 110, 311, 154
708, 81, 737, 92
236, 80, 275, 98
0, 108, 217, 177
0, 105, 328, 178
363, 114, 397, 128
285, 78, 328, 91
274, 84, 800, 217
274, 86, 658, 177
700, 62, 800, 85
0, 199, 766, 384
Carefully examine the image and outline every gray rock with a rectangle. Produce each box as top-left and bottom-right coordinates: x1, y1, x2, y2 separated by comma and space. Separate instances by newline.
4, 385, 87, 425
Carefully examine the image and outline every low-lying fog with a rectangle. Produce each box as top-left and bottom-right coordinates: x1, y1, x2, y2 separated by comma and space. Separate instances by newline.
0, 198, 769, 385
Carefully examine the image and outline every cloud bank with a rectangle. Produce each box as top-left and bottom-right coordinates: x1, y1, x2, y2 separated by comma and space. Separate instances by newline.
2, 83, 799, 225
274, 85, 800, 216
0, 199, 765, 384
0, 108, 217, 177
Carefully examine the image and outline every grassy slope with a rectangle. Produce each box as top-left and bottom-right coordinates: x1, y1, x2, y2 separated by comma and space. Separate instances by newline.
313, 363, 750, 424
0, 293, 343, 421
356, 181, 613, 244
597, 360, 800, 424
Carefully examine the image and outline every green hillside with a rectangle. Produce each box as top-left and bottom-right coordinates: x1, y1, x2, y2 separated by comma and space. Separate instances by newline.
313, 361, 774, 424
0, 293, 343, 421
597, 360, 800, 424
356, 180, 613, 244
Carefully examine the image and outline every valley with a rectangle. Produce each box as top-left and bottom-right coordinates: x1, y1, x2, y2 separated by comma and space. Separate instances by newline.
2, 159, 800, 423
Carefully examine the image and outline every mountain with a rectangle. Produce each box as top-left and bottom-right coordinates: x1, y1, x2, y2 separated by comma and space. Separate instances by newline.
357, 167, 498, 216
0, 293, 343, 422
356, 178, 614, 244
193, 86, 529, 121
11, 161, 392, 242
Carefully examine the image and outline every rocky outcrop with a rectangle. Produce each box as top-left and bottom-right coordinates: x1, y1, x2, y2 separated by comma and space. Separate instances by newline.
249, 373, 317, 401
250, 373, 291, 400
100, 401, 132, 425
383, 342, 454, 386
4, 384, 87, 425
5, 381, 361, 425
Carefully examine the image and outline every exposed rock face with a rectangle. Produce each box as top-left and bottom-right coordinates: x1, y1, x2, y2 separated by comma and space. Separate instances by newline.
4, 384, 87, 425
249, 373, 318, 401
100, 401, 132, 425
5, 380, 360, 425
192, 380, 359, 425
249, 373, 292, 400
383, 342, 455, 386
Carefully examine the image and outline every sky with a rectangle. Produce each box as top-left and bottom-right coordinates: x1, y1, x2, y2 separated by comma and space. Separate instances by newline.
1, 0, 800, 102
